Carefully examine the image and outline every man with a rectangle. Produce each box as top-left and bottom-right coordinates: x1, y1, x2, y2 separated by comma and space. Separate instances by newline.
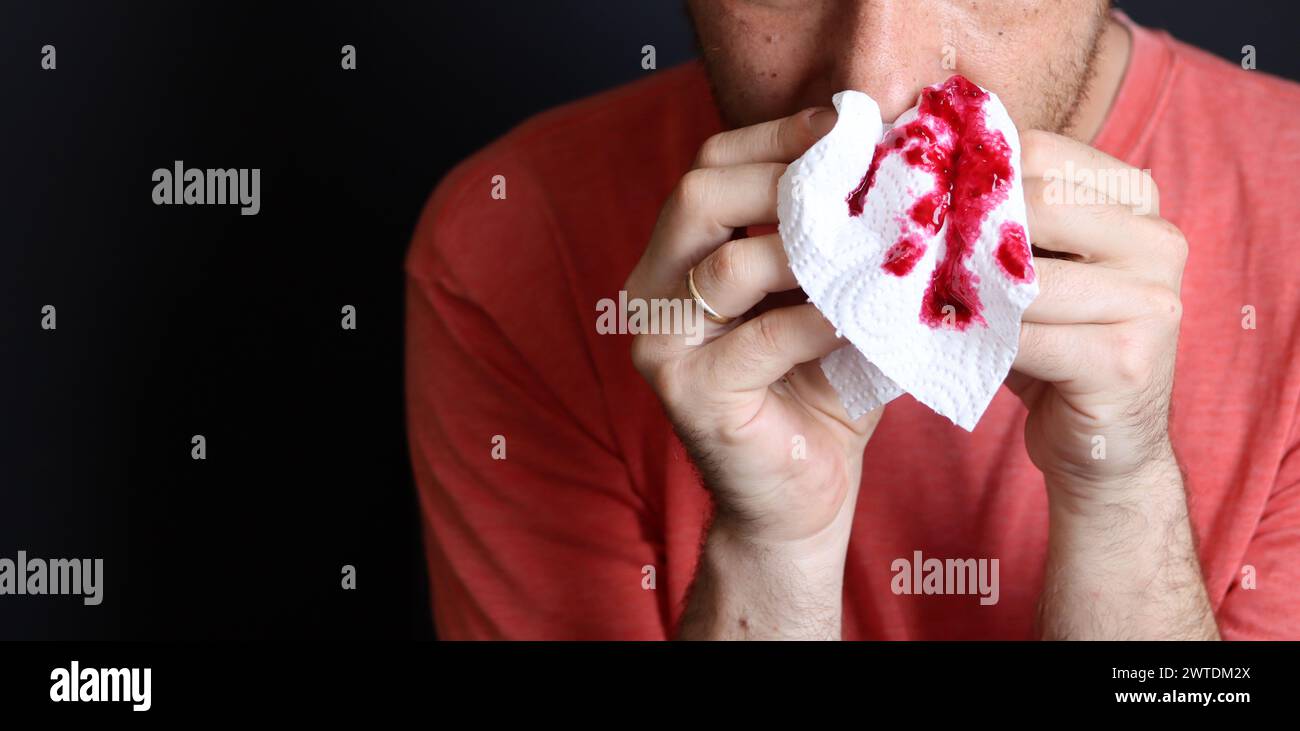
405, 1, 1300, 639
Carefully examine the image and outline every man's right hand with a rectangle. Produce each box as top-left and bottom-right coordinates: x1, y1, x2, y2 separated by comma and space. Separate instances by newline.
624, 108, 883, 639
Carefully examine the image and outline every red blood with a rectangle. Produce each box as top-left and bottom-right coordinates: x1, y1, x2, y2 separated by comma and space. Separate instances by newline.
844, 75, 1019, 330
846, 155, 882, 217
882, 235, 926, 276
995, 221, 1034, 283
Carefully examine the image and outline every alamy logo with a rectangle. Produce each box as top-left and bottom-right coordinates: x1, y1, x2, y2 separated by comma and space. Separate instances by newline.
50, 661, 151, 712
890, 550, 999, 605
152, 160, 261, 215
596, 291, 706, 345
0, 551, 103, 605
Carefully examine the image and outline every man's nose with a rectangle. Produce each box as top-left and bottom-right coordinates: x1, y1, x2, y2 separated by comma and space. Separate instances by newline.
827, 0, 947, 123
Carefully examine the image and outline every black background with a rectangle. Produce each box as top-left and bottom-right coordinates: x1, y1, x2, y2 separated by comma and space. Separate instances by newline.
0, 641, 1289, 716
1, 1, 1297, 639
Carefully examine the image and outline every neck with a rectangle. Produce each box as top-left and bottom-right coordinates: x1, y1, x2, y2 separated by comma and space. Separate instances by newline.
1067, 16, 1133, 143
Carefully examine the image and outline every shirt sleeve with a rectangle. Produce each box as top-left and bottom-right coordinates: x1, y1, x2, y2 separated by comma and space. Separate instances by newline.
403, 159, 669, 639
1216, 412, 1300, 640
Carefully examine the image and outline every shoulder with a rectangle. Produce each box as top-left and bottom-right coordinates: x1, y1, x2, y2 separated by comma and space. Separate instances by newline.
1135, 32, 1300, 242
1158, 33, 1300, 154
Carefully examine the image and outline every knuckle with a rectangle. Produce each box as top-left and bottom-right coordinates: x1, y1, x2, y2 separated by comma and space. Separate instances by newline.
629, 335, 657, 379
703, 239, 747, 288
751, 310, 785, 355
1139, 216, 1188, 277
634, 342, 682, 401
651, 362, 683, 403
1108, 329, 1151, 385
729, 314, 779, 371
694, 133, 728, 169
1140, 170, 1161, 213
1157, 219, 1189, 264
1166, 295, 1184, 324
1019, 129, 1055, 170
671, 168, 711, 214
1019, 128, 1050, 155
1141, 284, 1183, 324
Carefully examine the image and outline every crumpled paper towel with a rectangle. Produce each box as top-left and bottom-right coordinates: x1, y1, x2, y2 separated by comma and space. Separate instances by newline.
777, 76, 1038, 431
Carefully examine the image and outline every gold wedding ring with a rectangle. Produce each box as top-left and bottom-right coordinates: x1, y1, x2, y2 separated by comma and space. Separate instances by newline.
686, 266, 735, 325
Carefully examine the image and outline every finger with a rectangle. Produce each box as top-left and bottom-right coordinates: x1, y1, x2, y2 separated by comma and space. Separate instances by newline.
1022, 258, 1157, 325
653, 235, 795, 353
651, 163, 785, 282
1022, 180, 1187, 288
693, 304, 843, 393
1023, 177, 1130, 263
693, 107, 838, 169
1012, 322, 1108, 388
1019, 129, 1159, 216
689, 233, 798, 322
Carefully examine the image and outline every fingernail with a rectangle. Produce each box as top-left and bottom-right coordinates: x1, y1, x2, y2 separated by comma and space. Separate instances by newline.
808, 107, 838, 138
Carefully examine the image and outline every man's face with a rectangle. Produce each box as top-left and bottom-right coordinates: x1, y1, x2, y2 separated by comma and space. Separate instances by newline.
689, 0, 1110, 133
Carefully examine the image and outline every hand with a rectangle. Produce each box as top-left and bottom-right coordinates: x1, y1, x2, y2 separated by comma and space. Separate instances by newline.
1012, 130, 1186, 499
1013, 130, 1216, 639
625, 108, 882, 638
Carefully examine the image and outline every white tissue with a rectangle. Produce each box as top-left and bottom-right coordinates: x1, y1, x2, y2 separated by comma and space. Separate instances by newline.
777, 79, 1038, 431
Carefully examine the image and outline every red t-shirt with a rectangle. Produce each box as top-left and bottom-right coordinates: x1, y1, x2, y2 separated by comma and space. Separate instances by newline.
405, 15, 1300, 639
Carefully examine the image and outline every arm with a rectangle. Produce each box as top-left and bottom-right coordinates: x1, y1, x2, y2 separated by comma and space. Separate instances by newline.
1038, 455, 1218, 640
625, 108, 882, 640
405, 162, 667, 640
1013, 130, 1216, 639
678, 510, 854, 640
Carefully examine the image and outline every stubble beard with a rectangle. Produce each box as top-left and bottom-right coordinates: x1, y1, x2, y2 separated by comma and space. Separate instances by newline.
691, 4, 1111, 136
